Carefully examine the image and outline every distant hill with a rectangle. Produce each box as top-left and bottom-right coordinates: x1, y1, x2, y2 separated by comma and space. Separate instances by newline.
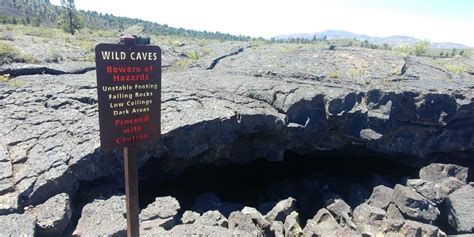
0, 0, 251, 41
274, 30, 471, 49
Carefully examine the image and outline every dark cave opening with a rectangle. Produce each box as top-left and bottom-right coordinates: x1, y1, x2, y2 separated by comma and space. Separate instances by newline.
138, 145, 419, 223
67, 145, 474, 235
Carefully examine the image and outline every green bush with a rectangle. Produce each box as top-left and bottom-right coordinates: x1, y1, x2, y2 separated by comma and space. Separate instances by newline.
393, 44, 413, 56
186, 50, 201, 61
445, 64, 467, 75
414, 40, 430, 56
328, 71, 339, 79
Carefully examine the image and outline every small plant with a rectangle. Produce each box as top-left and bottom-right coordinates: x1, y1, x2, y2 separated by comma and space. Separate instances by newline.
176, 59, 193, 68
47, 48, 63, 63
328, 71, 339, 79
186, 50, 201, 61
0, 74, 26, 88
0, 74, 9, 83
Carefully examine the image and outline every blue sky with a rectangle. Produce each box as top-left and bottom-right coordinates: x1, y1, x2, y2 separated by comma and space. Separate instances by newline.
51, 0, 474, 46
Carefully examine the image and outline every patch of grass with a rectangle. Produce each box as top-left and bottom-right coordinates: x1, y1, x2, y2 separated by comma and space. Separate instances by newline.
0, 74, 9, 83
328, 71, 339, 79
250, 39, 267, 47
46, 48, 63, 63
176, 59, 193, 68
445, 64, 467, 75
348, 68, 366, 79
0, 74, 26, 88
0, 42, 38, 64
186, 50, 201, 61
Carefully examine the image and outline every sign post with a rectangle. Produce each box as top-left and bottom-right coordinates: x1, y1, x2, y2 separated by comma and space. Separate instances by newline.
95, 36, 161, 237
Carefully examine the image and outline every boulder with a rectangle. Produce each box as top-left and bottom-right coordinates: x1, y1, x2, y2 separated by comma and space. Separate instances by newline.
392, 184, 439, 223
27, 193, 71, 235
73, 196, 126, 236
228, 211, 262, 236
386, 204, 404, 220
181, 210, 200, 224
139, 196, 180, 230
446, 183, 474, 233
303, 208, 341, 236
195, 210, 228, 228
270, 221, 284, 237
377, 219, 446, 237
401, 220, 446, 237
352, 203, 386, 226
367, 185, 394, 209
284, 211, 303, 237
407, 177, 465, 205
241, 206, 271, 233
419, 163, 468, 183
0, 213, 36, 236
265, 197, 297, 223
326, 198, 356, 229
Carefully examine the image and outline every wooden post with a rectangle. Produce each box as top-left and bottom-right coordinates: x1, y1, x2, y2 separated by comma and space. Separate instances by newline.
124, 146, 139, 237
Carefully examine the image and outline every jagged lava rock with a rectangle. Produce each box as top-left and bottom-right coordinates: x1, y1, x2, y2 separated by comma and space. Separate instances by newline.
228, 211, 262, 236
419, 163, 469, 183
181, 210, 200, 224
265, 197, 297, 223
367, 185, 394, 209
73, 196, 126, 236
446, 183, 474, 233
284, 211, 303, 237
392, 184, 439, 223
406, 178, 464, 204
27, 193, 71, 235
139, 196, 180, 230
194, 210, 228, 228
0, 213, 36, 236
303, 208, 341, 236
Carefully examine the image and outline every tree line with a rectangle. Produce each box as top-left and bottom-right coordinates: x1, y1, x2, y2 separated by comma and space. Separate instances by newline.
0, 0, 252, 41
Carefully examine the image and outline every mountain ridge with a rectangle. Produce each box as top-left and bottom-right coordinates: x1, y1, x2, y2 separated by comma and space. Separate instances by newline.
274, 30, 470, 49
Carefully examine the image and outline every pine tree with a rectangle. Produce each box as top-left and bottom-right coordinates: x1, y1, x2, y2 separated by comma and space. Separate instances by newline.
451, 48, 456, 57
58, 0, 83, 34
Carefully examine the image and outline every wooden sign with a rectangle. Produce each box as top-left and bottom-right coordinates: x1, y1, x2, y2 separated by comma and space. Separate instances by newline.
95, 43, 161, 150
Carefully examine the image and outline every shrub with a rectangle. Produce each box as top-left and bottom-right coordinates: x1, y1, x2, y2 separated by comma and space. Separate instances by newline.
445, 64, 467, 75
186, 50, 201, 61
328, 71, 339, 79
414, 40, 430, 56
393, 44, 414, 56
46, 49, 63, 63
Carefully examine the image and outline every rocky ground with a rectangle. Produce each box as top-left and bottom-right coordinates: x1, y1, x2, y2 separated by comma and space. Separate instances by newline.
0, 26, 474, 236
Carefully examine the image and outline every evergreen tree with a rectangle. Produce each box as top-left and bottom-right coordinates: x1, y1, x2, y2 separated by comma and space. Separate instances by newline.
451, 48, 456, 57
58, 0, 83, 34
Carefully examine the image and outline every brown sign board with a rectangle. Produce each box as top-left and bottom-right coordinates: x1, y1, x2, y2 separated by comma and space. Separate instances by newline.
95, 43, 161, 150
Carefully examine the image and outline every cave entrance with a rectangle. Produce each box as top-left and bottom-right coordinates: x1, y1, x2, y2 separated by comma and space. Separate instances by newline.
138, 145, 417, 222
